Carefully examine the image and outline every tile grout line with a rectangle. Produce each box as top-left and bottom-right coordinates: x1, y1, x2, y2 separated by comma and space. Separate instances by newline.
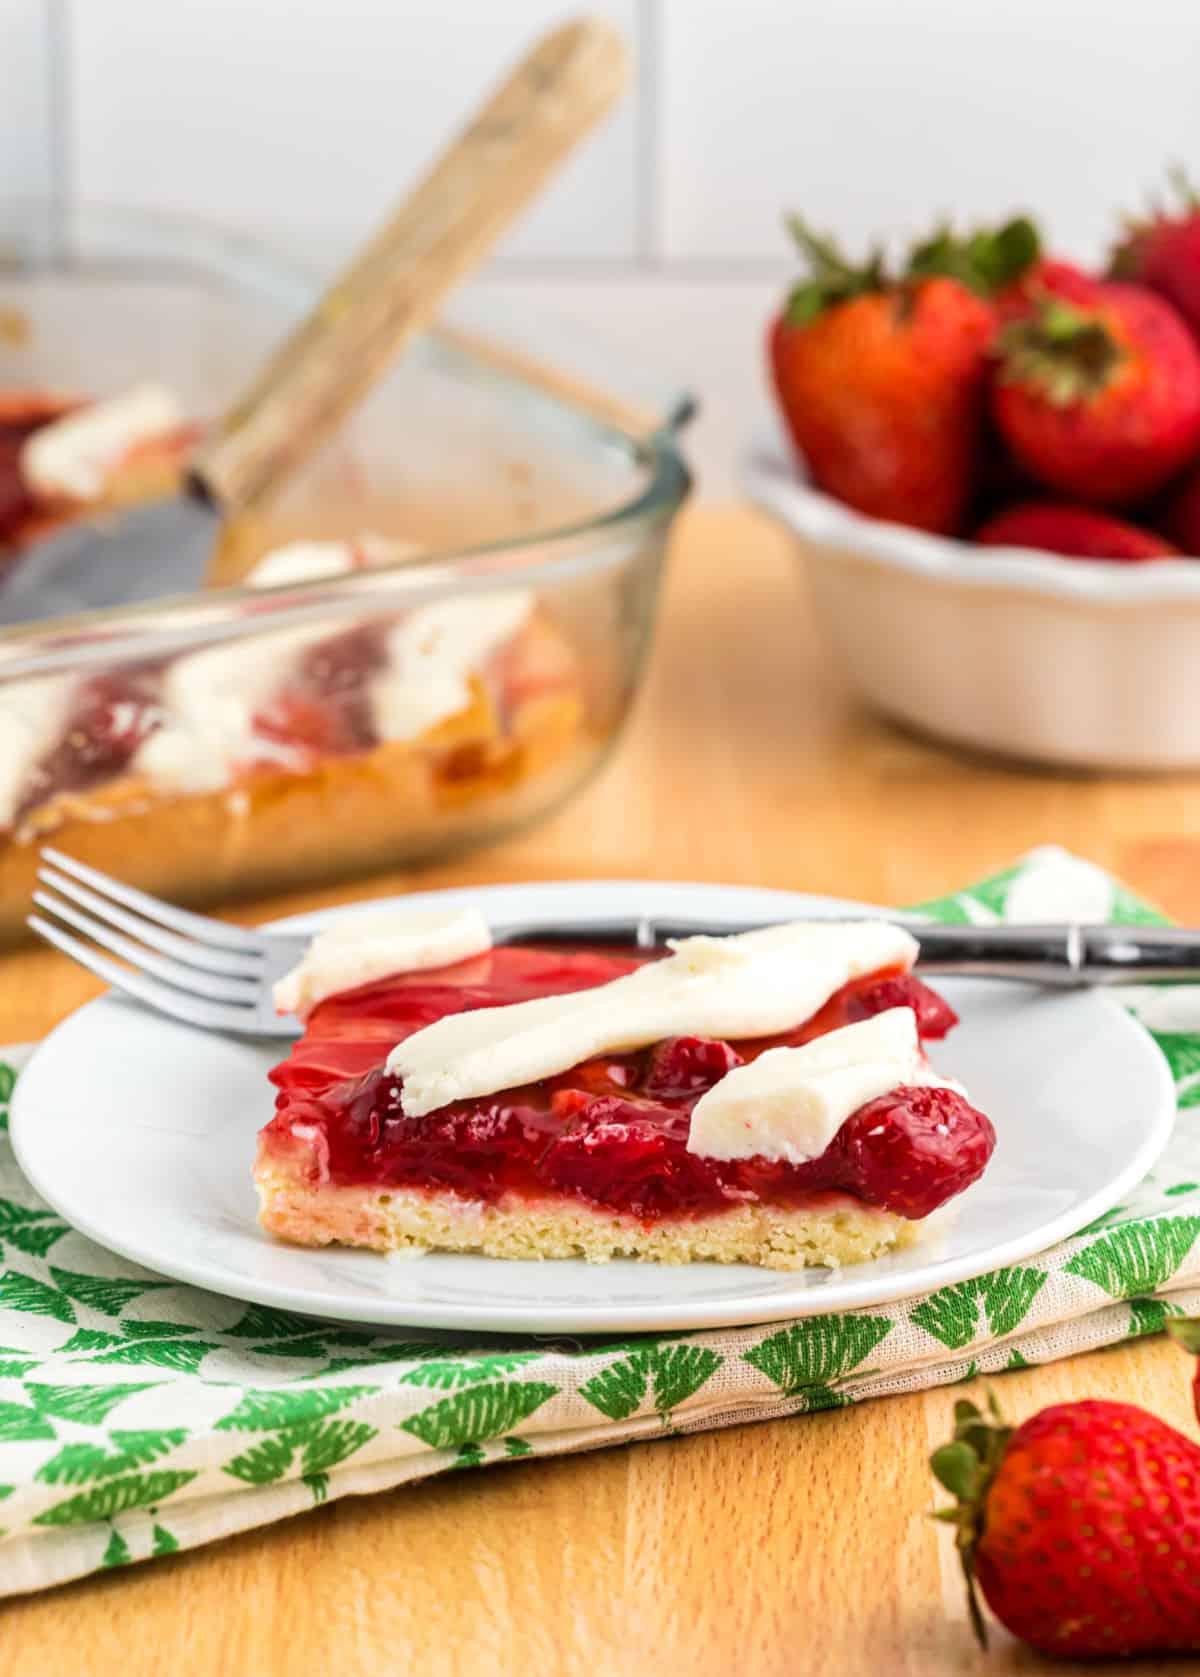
633, 0, 662, 270
488, 256, 792, 283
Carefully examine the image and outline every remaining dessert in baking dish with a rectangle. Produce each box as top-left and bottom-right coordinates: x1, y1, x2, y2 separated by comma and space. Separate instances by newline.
0, 535, 587, 938
0, 383, 196, 566
258, 918, 993, 1269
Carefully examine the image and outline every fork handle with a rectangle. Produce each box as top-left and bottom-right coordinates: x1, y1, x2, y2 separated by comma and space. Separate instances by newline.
914, 922, 1199, 985
500, 917, 1200, 985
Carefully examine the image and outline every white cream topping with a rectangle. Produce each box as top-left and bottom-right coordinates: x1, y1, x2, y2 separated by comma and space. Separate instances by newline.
274, 906, 492, 1017
132, 622, 333, 794
0, 675, 77, 827
134, 540, 367, 793
135, 552, 527, 794
244, 542, 363, 589
370, 592, 534, 741
20, 382, 184, 502
388, 920, 918, 1117
244, 535, 418, 589
687, 1007, 957, 1164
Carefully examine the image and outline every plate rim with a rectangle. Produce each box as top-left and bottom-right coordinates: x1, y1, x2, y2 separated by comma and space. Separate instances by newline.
10, 880, 1178, 1333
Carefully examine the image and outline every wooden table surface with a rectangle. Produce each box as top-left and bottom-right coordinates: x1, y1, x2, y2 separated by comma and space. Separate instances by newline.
4, 504, 1199, 1676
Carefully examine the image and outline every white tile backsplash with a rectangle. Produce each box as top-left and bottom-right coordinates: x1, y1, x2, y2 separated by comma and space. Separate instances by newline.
467, 273, 781, 495
66, 0, 640, 264
4, 0, 1200, 494
1, 0, 54, 200
660, 0, 1200, 269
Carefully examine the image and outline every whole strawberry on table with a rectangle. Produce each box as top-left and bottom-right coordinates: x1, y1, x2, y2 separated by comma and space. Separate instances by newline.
769, 174, 1200, 562
932, 1382, 1200, 1659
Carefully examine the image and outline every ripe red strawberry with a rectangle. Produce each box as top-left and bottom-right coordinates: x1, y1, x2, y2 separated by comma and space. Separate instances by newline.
834, 1085, 993, 1217
994, 257, 1097, 324
1156, 460, 1200, 554
1111, 167, 1200, 340
976, 500, 1179, 561
769, 222, 1016, 534
843, 972, 959, 1039
992, 280, 1200, 505
932, 1394, 1200, 1657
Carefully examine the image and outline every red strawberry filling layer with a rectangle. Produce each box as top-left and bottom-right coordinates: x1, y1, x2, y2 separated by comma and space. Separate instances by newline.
0, 394, 80, 555
17, 666, 164, 823
263, 945, 992, 1223
11, 623, 391, 829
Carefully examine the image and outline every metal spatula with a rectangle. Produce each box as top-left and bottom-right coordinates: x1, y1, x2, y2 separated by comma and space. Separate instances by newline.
0, 17, 627, 627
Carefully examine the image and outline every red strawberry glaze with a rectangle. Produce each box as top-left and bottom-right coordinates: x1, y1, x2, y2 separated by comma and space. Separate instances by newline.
254, 622, 390, 758
16, 665, 163, 824
263, 946, 991, 1223
0, 394, 80, 555
11, 620, 392, 828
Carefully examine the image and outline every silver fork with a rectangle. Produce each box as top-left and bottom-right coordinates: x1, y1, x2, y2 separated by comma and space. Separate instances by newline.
31, 849, 311, 1037
28, 848, 1200, 1040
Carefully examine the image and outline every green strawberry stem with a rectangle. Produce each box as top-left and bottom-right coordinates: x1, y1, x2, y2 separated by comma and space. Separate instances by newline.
998, 297, 1123, 405
782, 217, 886, 326
1166, 162, 1200, 212
1166, 1317, 1200, 1354
781, 212, 1041, 328
907, 216, 1040, 296
929, 1391, 1015, 1650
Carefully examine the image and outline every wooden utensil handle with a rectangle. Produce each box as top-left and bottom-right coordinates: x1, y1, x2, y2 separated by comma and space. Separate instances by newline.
193, 16, 628, 512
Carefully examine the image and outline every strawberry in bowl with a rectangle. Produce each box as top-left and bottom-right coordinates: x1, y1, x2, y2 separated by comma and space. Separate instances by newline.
750, 188, 1200, 768
767, 218, 1039, 536
992, 272, 1200, 506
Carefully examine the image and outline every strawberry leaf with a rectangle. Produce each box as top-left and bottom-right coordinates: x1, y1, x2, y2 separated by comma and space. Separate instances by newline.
1167, 1316, 1200, 1355
931, 1440, 979, 1499
908, 216, 1040, 296
781, 218, 887, 325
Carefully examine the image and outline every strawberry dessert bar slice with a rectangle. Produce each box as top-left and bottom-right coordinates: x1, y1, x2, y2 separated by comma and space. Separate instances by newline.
0, 383, 196, 566
257, 917, 993, 1270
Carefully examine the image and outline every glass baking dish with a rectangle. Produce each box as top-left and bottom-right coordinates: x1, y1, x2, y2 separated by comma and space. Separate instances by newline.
0, 204, 692, 939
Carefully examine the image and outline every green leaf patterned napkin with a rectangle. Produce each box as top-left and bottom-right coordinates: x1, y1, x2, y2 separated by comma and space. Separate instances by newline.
3, 846, 1200, 1598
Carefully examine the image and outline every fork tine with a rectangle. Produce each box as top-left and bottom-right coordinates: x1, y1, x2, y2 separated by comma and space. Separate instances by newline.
36, 865, 265, 977
27, 915, 261, 1032
40, 847, 270, 953
33, 890, 262, 1005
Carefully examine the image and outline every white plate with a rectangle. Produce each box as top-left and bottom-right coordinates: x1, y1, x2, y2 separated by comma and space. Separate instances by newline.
11, 881, 1176, 1334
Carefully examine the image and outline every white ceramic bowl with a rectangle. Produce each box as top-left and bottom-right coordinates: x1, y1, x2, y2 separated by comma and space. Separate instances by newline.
743, 439, 1200, 772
